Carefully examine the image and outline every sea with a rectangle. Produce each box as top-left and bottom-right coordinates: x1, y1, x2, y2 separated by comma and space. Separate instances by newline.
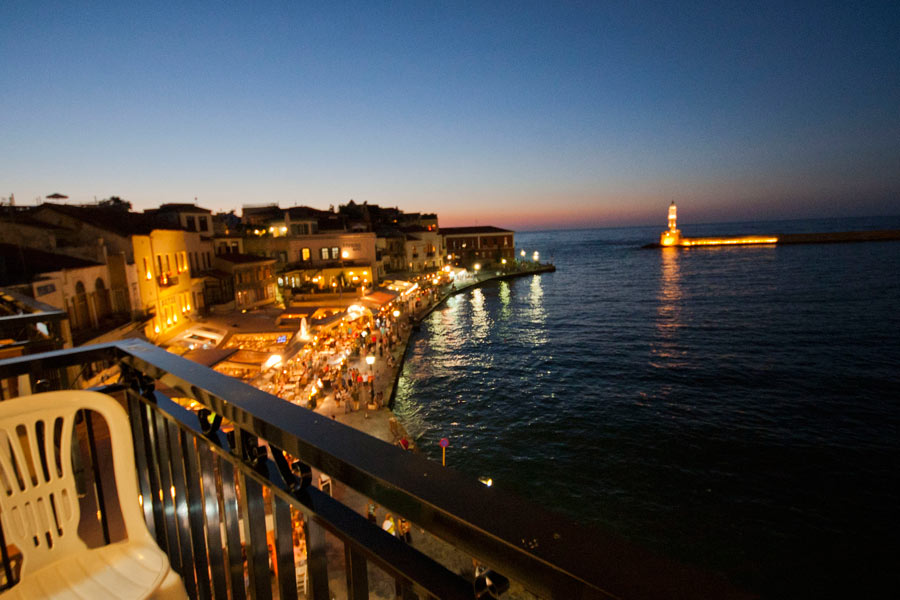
391, 217, 900, 599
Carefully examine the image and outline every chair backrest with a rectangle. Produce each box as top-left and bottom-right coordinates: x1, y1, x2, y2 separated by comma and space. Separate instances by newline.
0, 391, 146, 577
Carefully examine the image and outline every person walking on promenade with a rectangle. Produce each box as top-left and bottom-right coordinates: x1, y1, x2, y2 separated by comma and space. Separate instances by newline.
398, 518, 412, 543
367, 502, 377, 524
381, 513, 396, 536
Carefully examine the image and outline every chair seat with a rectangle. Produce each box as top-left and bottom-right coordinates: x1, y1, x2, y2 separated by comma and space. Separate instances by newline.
1, 539, 174, 600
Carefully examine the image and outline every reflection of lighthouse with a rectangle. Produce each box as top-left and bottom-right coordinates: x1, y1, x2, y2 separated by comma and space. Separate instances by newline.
660, 201, 681, 246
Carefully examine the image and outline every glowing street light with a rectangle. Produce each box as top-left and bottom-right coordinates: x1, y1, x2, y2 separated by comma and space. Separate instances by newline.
392, 309, 400, 318
532, 251, 539, 262
520, 250, 526, 257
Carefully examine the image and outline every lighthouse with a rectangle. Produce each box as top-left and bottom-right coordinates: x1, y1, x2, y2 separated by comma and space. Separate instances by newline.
660, 201, 681, 246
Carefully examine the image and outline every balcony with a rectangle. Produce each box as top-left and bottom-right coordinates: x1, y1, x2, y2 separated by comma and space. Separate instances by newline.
0, 335, 744, 599
158, 273, 179, 287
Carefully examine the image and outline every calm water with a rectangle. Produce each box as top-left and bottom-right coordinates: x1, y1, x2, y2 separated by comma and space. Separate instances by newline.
392, 217, 900, 598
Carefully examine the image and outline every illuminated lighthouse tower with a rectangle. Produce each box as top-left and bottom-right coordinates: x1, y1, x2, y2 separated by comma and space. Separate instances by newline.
660, 201, 681, 246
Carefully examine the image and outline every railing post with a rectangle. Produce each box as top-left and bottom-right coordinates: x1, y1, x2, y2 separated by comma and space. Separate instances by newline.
344, 545, 369, 600
305, 517, 330, 600
197, 443, 229, 599
272, 495, 299, 600
234, 432, 273, 600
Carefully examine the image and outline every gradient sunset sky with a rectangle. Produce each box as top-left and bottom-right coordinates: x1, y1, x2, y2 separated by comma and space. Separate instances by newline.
2, 2, 899, 230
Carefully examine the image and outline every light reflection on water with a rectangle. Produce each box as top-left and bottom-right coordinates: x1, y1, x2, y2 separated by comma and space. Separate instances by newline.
469, 288, 489, 340
652, 247, 684, 365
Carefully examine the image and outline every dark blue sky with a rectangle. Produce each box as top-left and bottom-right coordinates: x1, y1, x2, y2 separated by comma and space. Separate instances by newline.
2, 1, 898, 229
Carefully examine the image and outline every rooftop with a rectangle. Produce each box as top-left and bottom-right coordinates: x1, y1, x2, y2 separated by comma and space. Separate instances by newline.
37, 203, 170, 236
441, 226, 514, 235
0, 243, 102, 285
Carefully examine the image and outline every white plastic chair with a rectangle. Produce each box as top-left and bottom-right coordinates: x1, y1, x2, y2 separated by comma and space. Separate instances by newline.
0, 390, 186, 599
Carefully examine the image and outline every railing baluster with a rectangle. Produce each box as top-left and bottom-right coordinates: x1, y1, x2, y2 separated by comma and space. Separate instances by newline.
237, 472, 272, 600
272, 495, 298, 600
127, 393, 156, 538
151, 409, 186, 587
344, 545, 368, 600
198, 443, 228, 599
180, 428, 212, 600
219, 456, 247, 600
138, 400, 167, 548
305, 517, 330, 600
166, 419, 199, 598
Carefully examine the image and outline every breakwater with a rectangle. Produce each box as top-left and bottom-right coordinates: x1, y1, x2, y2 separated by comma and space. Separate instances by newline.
646, 229, 900, 248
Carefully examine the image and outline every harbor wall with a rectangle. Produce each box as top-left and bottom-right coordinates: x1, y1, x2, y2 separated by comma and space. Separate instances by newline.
776, 230, 900, 244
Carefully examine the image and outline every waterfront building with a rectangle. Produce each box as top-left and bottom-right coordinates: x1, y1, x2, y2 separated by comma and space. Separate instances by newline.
278, 231, 378, 293
441, 226, 515, 268
401, 225, 444, 273
375, 229, 407, 277
211, 253, 277, 309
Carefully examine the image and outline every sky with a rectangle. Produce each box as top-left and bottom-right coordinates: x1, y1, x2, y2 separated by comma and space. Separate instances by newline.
2, 1, 899, 230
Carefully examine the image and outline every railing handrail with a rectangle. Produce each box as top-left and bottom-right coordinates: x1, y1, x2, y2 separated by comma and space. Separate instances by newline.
0, 340, 748, 599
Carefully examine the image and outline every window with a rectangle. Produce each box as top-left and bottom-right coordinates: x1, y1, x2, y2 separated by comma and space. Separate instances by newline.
301, 247, 310, 261
320, 248, 329, 260
331, 247, 340, 259
165, 255, 171, 272
157, 255, 163, 275
190, 252, 197, 272
185, 216, 196, 231
36, 283, 56, 296
231, 241, 239, 253
205, 252, 211, 269
175, 253, 181, 272
199, 216, 209, 231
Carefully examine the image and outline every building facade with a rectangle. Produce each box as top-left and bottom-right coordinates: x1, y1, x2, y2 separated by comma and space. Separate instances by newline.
132, 229, 207, 339
441, 226, 515, 268
212, 254, 277, 309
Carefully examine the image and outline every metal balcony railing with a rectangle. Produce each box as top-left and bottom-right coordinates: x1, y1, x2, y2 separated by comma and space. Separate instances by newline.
0, 338, 747, 600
